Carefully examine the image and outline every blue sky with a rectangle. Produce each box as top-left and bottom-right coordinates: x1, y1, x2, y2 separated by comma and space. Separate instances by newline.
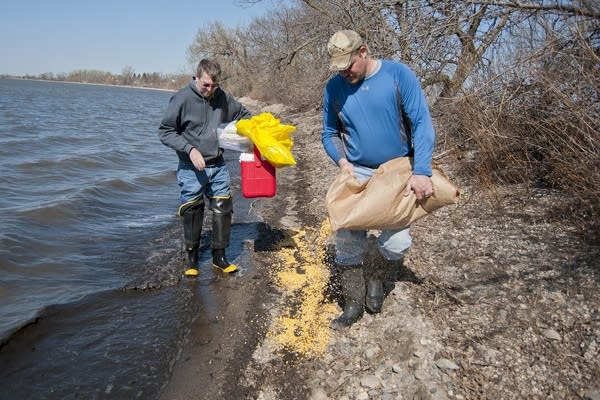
0, 0, 276, 76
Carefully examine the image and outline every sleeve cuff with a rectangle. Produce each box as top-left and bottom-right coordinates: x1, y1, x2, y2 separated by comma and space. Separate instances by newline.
413, 167, 433, 177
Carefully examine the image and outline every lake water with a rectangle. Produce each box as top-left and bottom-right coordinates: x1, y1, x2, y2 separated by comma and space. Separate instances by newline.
0, 78, 260, 399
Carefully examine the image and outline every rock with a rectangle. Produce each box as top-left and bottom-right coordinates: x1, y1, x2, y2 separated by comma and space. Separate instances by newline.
479, 345, 501, 364
261, 103, 287, 115
584, 389, 600, 400
548, 292, 566, 304
415, 370, 428, 380
360, 375, 382, 389
414, 350, 426, 358
364, 345, 381, 360
435, 358, 460, 370
310, 387, 329, 400
356, 392, 369, 400
541, 328, 561, 341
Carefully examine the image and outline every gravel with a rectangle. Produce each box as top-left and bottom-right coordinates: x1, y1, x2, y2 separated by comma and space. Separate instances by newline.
237, 101, 599, 400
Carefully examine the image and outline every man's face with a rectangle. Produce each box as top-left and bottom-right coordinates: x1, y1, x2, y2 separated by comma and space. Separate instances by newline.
195, 72, 219, 97
338, 48, 368, 84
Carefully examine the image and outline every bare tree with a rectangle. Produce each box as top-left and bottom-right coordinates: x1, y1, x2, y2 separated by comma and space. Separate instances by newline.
192, 0, 599, 220
121, 66, 135, 86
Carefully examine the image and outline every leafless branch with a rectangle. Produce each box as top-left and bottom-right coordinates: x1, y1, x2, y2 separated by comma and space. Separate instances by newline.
466, 0, 600, 19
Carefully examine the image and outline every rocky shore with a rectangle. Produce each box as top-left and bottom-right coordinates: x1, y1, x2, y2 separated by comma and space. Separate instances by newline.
161, 101, 599, 400
237, 102, 599, 400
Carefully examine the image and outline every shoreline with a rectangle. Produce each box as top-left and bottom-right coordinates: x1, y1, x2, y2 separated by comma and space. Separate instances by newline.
0, 76, 177, 92
159, 104, 600, 399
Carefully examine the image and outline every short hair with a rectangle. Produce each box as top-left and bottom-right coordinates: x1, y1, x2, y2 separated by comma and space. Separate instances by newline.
196, 59, 222, 81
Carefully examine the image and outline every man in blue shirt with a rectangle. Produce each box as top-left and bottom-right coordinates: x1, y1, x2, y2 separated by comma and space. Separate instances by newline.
322, 30, 436, 328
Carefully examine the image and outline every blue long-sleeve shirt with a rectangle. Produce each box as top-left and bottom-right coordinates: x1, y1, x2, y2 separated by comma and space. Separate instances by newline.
322, 60, 435, 176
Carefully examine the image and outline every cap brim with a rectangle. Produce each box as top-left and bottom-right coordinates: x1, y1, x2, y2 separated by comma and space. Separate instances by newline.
329, 53, 352, 71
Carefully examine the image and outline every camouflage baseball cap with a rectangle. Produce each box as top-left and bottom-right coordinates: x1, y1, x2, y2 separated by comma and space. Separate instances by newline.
327, 30, 363, 70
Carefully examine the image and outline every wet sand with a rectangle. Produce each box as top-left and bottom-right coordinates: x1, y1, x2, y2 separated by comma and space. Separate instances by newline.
157, 265, 271, 399
157, 105, 332, 399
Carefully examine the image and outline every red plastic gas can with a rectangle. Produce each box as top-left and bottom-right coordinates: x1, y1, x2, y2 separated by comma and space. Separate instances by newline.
239, 146, 276, 198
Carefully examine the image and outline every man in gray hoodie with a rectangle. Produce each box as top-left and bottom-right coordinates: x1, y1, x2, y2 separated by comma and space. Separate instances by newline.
158, 59, 252, 277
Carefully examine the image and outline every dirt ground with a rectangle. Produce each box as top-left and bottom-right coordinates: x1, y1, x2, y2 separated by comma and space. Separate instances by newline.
242, 101, 600, 400
161, 101, 599, 400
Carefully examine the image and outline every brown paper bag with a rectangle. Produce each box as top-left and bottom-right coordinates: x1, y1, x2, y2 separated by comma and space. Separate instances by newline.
326, 157, 460, 231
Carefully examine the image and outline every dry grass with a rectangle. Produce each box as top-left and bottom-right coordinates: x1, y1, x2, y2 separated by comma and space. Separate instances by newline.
434, 39, 599, 238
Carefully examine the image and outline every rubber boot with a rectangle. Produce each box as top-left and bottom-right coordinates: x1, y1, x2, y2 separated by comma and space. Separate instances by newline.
181, 202, 204, 277
210, 197, 237, 273
212, 248, 237, 273
365, 277, 384, 313
331, 266, 366, 329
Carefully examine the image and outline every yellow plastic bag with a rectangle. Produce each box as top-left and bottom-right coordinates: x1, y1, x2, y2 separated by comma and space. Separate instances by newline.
235, 112, 296, 168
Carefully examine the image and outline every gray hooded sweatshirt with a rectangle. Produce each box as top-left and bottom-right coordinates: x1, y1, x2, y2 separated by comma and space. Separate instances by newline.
158, 79, 252, 164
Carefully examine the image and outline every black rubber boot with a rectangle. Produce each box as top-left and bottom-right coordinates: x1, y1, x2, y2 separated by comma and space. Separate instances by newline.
331, 266, 366, 329
365, 277, 384, 313
180, 201, 204, 277
209, 197, 237, 273
212, 248, 237, 273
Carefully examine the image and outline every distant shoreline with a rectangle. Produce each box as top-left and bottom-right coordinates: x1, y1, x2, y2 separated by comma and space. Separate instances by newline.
0, 76, 177, 93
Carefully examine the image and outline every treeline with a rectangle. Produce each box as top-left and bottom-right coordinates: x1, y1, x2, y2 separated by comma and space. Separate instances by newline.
196, 0, 598, 233
3, 67, 189, 90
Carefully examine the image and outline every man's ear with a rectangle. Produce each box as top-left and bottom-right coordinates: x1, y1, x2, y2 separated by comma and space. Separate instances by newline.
358, 45, 369, 58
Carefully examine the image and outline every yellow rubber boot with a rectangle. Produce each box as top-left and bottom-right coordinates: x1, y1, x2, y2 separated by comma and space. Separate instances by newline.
184, 249, 199, 277
212, 249, 238, 273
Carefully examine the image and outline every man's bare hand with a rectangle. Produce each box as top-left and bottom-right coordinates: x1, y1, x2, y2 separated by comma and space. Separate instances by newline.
403, 174, 433, 200
189, 148, 206, 171
338, 158, 354, 175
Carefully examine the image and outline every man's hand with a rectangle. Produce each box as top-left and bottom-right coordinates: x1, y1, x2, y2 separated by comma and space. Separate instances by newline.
189, 148, 206, 171
404, 174, 433, 200
338, 158, 354, 175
